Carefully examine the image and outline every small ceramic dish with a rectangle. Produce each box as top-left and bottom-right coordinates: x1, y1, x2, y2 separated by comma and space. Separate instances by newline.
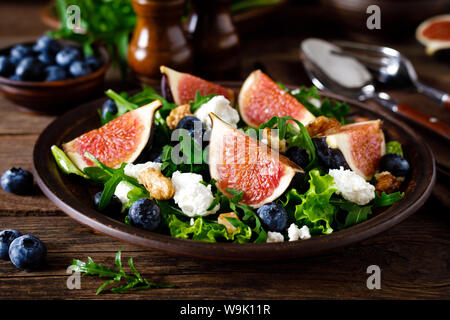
0, 41, 110, 114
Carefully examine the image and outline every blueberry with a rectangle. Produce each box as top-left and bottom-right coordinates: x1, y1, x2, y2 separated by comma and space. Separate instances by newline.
101, 99, 118, 120
0, 229, 22, 260
94, 192, 122, 217
37, 51, 55, 65
55, 46, 82, 67
9, 235, 46, 271
9, 74, 21, 81
44, 65, 67, 81
33, 35, 61, 54
85, 56, 101, 70
128, 198, 161, 231
9, 44, 33, 63
0, 56, 15, 77
14, 57, 45, 81
69, 60, 92, 77
379, 153, 410, 177
286, 146, 309, 168
1, 168, 34, 195
256, 203, 288, 232
176, 116, 205, 146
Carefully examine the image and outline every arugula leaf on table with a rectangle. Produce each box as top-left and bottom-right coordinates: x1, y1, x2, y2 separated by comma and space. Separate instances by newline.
69, 250, 174, 295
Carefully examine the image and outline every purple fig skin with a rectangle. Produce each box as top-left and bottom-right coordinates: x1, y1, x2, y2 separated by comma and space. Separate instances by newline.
161, 74, 174, 103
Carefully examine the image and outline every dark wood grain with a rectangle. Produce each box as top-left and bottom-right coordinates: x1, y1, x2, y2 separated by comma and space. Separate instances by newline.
0, 0, 449, 299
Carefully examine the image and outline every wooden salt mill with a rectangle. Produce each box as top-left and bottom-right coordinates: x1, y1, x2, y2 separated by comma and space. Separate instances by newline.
127, 0, 193, 84
186, 0, 240, 80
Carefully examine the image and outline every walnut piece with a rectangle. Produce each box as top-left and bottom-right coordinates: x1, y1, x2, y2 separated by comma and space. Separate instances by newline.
306, 116, 342, 138
261, 127, 287, 153
218, 212, 240, 234
166, 104, 193, 130
138, 167, 175, 200
375, 171, 404, 194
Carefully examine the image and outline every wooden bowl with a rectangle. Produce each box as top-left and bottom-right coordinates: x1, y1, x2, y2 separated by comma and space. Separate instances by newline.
32, 84, 435, 261
0, 42, 110, 115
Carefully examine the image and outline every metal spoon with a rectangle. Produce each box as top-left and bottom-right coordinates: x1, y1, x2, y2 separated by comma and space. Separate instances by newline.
300, 38, 450, 140
333, 41, 450, 111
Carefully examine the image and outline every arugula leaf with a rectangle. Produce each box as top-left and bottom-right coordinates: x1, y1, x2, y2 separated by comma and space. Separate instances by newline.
68, 250, 174, 295
190, 91, 217, 113
51, 145, 88, 178
386, 141, 404, 157
225, 188, 244, 204
288, 86, 350, 124
258, 115, 318, 170
372, 191, 404, 207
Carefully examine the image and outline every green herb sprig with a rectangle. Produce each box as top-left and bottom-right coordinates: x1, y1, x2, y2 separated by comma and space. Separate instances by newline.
69, 250, 174, 294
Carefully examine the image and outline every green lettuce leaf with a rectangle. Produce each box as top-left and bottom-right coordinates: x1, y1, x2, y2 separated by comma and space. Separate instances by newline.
386, 141, 403, 157
293, 169, 338, 234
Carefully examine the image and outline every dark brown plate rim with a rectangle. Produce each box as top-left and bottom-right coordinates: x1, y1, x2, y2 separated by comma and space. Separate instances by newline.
32, 84, 436, 261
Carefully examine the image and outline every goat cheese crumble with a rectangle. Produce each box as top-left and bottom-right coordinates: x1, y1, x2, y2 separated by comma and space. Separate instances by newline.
194, 95, 240, 129
266, 231, 284, 243
288, 223, 311, 241
114, 181, 134, 205
124, 161, 162, 180
171, 171, 219, 217
328, 167, 375, 205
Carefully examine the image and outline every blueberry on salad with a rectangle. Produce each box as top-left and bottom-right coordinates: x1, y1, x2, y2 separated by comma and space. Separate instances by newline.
1, 167, 34, 195
0, 56, 15, 77
45, 65, 67, 81
9, 235, 46, 271
128, 198, 161, 231
177, 116, 205, 146
379, 153, 410, 177
94, 192, 122, 217
0, 229, 22, 260
55, 46, 82, 67
101, 99, 118, 119
257, 203, 288, 232
286, 146, 310, 168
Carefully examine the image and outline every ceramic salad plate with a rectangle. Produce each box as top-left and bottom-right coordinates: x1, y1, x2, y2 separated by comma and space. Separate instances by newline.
32, 72, 435, 261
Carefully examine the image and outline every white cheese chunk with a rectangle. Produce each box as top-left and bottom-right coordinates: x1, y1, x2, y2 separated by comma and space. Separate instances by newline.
114, 181, 134, 205
124, 161, 162, 180
194, 95, 240, 129
328, 166, 375, 205
288, 223, 311, 241
171, 171, 219, 217
266, 231, 285, 243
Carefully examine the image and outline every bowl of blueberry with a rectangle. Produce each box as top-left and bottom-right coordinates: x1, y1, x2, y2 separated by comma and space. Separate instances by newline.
0, 35, 110, 114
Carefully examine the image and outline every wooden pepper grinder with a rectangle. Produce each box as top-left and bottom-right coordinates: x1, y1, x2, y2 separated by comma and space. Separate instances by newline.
128, 0, 193, 85
186, 0, 240, 80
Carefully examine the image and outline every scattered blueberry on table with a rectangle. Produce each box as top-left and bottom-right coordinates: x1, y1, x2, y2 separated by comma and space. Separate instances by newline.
8, 235, 47, 271
0, 35, 102, 82
0, 229, 22, 260
101, 99, 118, 119
128, 198, 162, 231
1, 167, 34, 195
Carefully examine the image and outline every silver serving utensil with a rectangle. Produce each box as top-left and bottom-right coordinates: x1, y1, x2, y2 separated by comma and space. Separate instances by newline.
300, 38, 450, 140
333, 41, 450, 111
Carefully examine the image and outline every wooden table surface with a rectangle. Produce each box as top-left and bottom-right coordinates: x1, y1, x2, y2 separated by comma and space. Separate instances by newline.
0, 1, 449, 300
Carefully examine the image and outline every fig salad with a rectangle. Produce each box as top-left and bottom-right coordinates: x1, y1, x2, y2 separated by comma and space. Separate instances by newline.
51, 67, 407, 244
